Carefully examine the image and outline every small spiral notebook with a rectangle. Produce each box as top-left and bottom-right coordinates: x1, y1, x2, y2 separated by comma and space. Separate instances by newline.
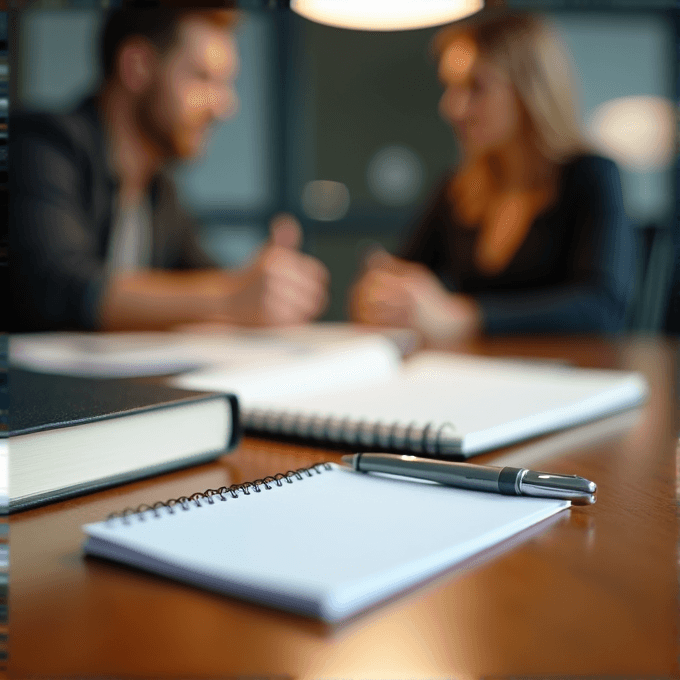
83, 462, 569, 621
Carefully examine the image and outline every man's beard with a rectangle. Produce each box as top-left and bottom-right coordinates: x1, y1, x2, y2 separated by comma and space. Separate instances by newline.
135, 87, 201, 162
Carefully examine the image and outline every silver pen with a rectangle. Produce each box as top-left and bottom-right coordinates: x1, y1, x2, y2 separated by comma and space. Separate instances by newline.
340, 452, 597, 504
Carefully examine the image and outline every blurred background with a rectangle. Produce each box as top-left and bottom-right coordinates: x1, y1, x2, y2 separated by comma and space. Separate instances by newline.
5, 0, 678, 330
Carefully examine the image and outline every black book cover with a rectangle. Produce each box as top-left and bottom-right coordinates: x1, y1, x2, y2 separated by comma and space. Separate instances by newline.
11, 368, 239, 448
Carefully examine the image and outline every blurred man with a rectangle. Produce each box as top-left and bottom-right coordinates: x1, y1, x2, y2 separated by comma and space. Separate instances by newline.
11, 6, 328, 331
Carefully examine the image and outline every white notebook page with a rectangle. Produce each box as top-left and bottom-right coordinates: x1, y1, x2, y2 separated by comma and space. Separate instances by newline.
83, 464, 568, 621
11, 326, 407, 379
173, 336, 401, 403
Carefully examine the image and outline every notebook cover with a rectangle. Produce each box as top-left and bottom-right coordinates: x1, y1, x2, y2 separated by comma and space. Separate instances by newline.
11, 368, 237, 443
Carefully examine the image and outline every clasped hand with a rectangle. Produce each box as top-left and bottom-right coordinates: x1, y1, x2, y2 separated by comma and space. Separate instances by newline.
349, 249, 481, 344
219, 214, 329, 326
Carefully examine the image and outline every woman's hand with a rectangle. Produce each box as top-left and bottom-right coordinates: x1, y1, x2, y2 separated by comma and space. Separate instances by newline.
349, 250, 481, 345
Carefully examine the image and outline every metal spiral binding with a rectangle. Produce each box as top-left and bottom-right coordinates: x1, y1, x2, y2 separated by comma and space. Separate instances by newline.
106, 462, 333, 525
243, 409, 460, 457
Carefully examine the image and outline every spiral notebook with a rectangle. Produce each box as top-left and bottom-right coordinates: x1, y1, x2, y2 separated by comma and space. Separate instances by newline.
83, 462, 569, 621
173, 350, 649, 457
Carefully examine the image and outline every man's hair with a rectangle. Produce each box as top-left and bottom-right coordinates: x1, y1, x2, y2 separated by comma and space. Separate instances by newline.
100, 2, 238, 82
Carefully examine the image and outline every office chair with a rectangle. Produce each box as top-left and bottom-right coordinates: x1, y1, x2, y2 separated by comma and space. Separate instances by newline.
663, 224, 680, 334
629, 221, 676, 333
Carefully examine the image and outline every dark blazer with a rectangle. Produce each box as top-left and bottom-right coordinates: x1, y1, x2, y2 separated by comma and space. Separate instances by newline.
400, 155, 635, 334
10, 96, 216, 331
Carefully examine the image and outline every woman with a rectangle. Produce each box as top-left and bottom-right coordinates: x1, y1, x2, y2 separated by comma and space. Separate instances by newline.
349, 11, 633, 343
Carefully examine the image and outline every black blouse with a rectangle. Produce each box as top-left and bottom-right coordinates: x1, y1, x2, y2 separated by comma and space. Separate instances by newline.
400, 155, 634, 334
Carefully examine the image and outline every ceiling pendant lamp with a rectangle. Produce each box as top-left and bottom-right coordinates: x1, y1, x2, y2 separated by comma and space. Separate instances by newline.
289, 0, 484, 31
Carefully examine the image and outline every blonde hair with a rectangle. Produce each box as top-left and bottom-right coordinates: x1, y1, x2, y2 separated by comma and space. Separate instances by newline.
434, 11, 588, 164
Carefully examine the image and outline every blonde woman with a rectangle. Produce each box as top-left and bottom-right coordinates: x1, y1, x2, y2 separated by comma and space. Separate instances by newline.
350, 11, 633, 342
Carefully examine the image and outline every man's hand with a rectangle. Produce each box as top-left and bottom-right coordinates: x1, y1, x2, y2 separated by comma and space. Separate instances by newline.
99, 214, 328, 331
220, 213, 329, 326
349, 249, 481, 344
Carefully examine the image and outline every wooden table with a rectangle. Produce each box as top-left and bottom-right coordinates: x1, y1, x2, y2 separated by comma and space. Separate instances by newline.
8, 337, 679, 679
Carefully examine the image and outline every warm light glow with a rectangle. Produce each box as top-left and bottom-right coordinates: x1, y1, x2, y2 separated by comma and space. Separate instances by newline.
291, 0, 484, 31
586, 96, 676, 171
440, 36, 478, 81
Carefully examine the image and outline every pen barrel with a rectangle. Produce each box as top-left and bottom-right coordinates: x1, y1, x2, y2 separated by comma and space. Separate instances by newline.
356, 454, 502, 493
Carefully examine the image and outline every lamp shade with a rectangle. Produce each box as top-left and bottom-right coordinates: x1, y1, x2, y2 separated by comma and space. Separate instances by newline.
290, 0, 484, 31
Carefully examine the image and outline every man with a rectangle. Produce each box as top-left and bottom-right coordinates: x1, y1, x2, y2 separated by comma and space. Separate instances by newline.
11, 6, 328, 331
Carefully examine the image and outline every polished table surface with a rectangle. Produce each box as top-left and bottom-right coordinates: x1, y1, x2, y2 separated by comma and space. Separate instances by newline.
9, 336, 679, 679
